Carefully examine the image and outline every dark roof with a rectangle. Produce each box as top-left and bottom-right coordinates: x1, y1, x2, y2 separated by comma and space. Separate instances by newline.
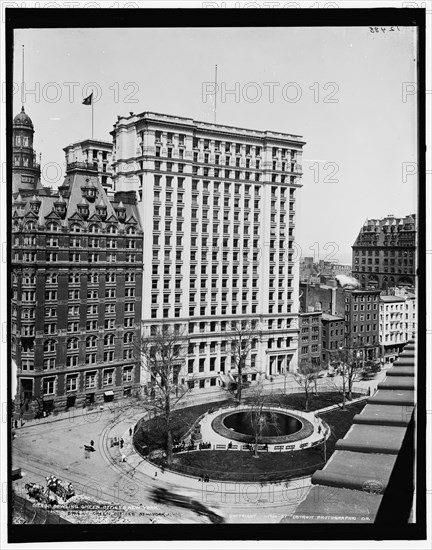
13, 106, 34, 128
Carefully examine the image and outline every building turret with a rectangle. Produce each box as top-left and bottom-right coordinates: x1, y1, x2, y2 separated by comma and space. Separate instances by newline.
12, 106, 41, 194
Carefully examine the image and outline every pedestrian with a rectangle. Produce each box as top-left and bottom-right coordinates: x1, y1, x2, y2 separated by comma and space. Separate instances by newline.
121, 454, 127, 463
129, 427, 133, 437
120, 438, 124, 449
318, 425, 321, 434
90, 439, 94, 447
154, 471, 158, 477
84, 447, 89, 459
14, 419, 18, 429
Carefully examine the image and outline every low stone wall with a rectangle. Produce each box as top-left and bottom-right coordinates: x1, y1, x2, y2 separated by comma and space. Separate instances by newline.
12, 493, 73, 525
210, 406, 315, 445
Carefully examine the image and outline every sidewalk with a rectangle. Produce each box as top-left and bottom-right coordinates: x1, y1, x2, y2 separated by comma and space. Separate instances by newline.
13, 365, 388, 431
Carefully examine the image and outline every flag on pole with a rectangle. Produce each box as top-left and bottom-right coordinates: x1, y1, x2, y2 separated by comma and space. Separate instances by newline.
82, 93, 93, 105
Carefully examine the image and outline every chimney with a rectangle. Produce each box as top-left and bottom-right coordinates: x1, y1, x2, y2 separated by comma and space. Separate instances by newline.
331, 287, 336, 316
113, 190, 137, 205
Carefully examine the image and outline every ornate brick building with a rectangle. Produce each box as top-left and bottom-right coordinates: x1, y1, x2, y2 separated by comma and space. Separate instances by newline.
11, 108, 143, 419
352, 214, 416, 290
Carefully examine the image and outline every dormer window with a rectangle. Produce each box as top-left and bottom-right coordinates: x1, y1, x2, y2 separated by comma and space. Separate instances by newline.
54, 197, 67, 219
96, 204, 107, 221
29, 195, 41, 214
115, 201, 126, 223
81, 178, 97, 203
77, 199, 89, 220
117, 210, 126, 222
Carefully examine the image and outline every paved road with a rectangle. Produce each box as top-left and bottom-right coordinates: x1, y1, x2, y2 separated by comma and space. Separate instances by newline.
12, 369, 387, 524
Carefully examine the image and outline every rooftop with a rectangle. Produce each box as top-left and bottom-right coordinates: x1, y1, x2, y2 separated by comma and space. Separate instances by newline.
322, 313, 345, 321
284, 341, 416, 524
112, 110, 305, 144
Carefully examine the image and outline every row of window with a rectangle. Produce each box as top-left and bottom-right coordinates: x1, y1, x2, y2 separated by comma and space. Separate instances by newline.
39, 367, 134, 395
14, 221, 138, 234
13, 271, 136, 285
16, 252, 138, 263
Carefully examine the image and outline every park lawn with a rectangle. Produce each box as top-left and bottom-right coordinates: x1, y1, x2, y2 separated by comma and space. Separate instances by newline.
135, 392, 363, 452
135, 398, 236, 452
150, 400, 366, 482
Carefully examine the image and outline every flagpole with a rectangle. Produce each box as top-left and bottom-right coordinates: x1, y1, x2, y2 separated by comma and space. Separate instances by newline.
214, 64, 217, 124
21, 45, 25, 105
92, 99, 94, 139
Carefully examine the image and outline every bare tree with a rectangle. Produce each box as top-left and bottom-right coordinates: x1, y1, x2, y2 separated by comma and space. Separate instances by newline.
228, 319, 261, 403
331, 343, 366, 405
245, 386, 280, 458
137, 323, 190, 465
293, 361, 322, 411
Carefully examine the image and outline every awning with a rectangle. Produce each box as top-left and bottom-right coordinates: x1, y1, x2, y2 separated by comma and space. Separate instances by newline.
104, 391, 114, 397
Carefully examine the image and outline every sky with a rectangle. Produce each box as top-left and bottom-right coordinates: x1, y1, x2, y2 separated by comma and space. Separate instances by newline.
13, 26, 418, 263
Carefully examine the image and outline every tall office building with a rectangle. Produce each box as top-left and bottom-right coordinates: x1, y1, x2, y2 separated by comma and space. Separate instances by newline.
352, 214, 416, 290
111, 112, 306, 391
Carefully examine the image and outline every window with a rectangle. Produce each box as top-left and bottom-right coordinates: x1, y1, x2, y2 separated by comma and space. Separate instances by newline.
103, 369, 114, 385
22, 359, 35, 371
105, 319, 116, 330
104, 334, 115, 346
85, 372, 97, 388
123, 366, 133, 383
44, 339, 57, 353
86, 320, 98, 331
106, 288, 116, 299
44, 323, 57, 335
86, 353, 97, 365
42, 377, 55, 395
86, 335, 97, 348
66, 375, 78, 392
66, 355, 78, 367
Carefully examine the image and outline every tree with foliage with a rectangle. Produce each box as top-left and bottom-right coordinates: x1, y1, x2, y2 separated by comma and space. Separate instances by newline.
245, 386, 280, 458
293, 360, 322, 411
138, 323, 190, 465
228, 319, 261, 403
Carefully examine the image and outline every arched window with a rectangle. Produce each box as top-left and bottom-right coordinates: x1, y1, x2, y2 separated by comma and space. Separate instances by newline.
47, 222, 59, 232
104, 334, 115, 346
86, 335, 97, 348
70, 224, 81, 233
126, 226, 137, 235
67, 337, 79, 350
89, 224, 100, 234
107, 225, 117, 234
44, 339, 57, 353
87, 272, 99, 284
123, 332, 134, 344
23, 272, 36, 285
